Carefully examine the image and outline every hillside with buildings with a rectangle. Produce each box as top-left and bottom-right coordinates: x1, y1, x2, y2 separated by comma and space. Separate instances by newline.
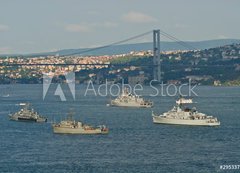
0, 43, 240, 86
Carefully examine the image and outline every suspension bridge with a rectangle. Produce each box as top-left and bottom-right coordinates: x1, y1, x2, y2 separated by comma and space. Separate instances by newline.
0, 29, 197, 82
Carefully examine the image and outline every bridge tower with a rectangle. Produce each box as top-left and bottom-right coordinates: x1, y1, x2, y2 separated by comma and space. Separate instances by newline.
153, 30, 161, 82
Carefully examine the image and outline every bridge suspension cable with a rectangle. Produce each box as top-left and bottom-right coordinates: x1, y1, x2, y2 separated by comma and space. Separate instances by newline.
160, 30, 197, 50
63, 30, 153, 56
0, 29, 199, 67
62, 29, 197, 56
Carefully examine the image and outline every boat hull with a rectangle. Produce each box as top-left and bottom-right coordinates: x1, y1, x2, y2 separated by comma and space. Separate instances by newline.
110, 101, 152, 108
152, 116, 220, 126
52, 126, 108, 134
9, 116, 47, 123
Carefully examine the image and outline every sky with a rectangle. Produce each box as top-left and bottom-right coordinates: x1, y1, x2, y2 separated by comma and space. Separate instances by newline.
0, 0, 239, 54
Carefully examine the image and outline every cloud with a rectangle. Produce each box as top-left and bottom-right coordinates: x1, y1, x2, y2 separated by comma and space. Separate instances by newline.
64, 21, 118, 32
65, 24, 91, 32
0, 24, 10, 32
102, 21, 118, 28
122, 11, 157, 23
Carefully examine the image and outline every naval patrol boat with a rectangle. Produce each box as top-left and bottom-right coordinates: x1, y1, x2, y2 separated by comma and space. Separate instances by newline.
108, 88, 153, 108
52, 111, 109, 134
152, 98, 220, 126
9, 103, 47, 122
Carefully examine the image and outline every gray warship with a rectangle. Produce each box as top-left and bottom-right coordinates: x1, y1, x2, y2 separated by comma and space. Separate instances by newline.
152, 98, 220, 126
108, 88, 153, 108
52, 111, 109, 134
9, 103, 47, 123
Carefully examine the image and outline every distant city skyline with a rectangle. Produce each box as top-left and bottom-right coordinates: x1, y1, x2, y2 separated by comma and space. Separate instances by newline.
0, 0, 239, 54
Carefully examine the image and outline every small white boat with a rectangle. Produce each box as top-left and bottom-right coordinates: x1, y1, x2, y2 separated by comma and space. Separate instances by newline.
1, 94, 10, 98
19, 103, 27, 106
176, 98, 193, 104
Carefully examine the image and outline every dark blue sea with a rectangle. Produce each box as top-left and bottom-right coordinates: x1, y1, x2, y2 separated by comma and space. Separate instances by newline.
0, 84, 240, 173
